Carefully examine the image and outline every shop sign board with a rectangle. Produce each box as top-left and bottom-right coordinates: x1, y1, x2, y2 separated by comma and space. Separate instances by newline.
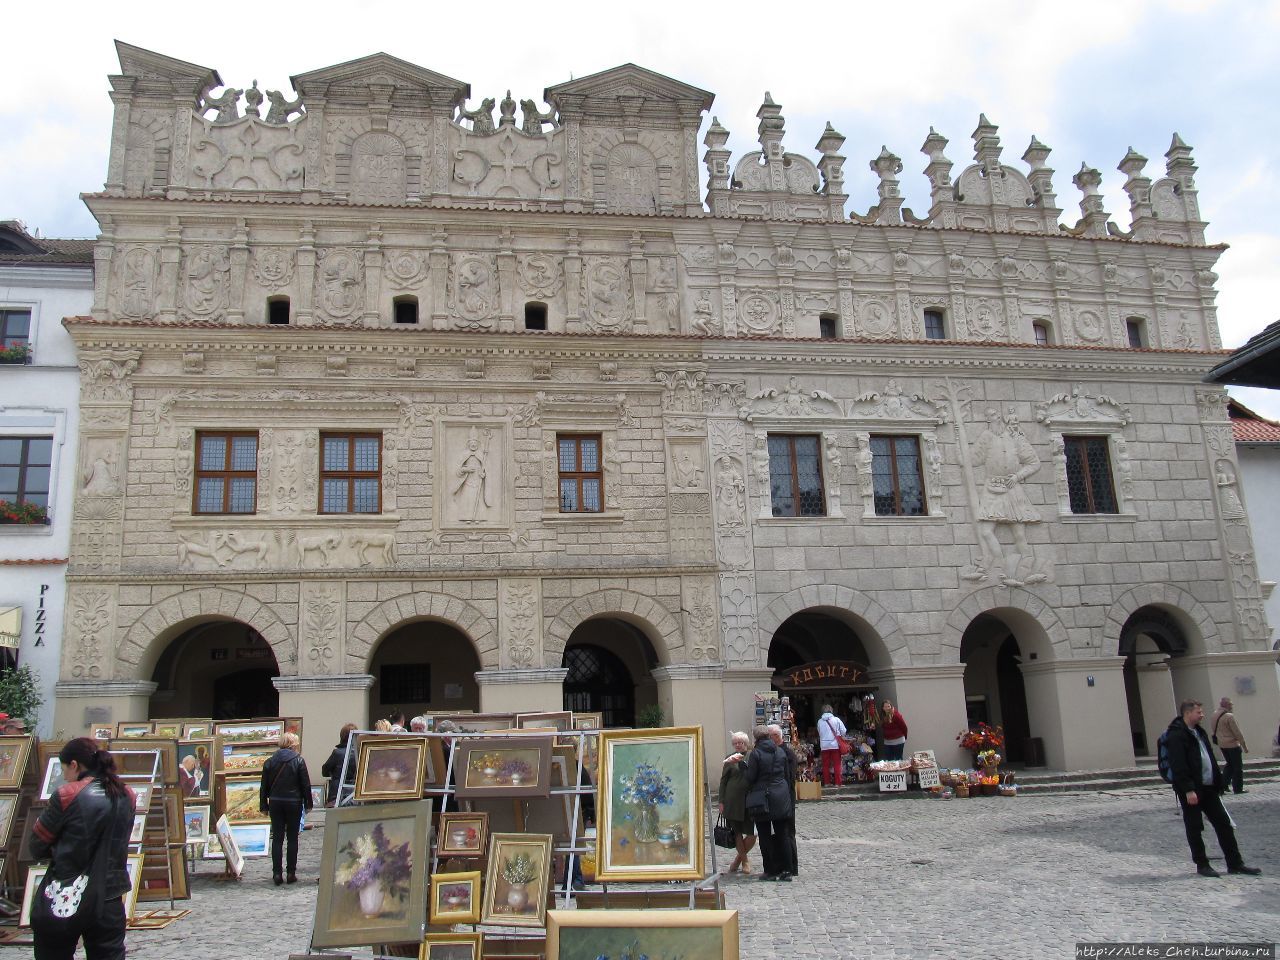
878, 770, 908, 792
773, 661, 869, 690
916, 766, 940, 789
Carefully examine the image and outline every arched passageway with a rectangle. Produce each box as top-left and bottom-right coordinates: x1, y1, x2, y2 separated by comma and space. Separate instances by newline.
149, 620, 280, 720
367, 620, 481, 726
1119, 606, 1189, 756
560, 617, 659, 727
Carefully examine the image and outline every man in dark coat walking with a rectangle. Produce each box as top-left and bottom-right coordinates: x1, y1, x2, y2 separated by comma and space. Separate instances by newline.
1165, 699, 1261, 878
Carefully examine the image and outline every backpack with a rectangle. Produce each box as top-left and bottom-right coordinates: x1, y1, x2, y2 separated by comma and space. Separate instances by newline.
1156, 728, 1173, 784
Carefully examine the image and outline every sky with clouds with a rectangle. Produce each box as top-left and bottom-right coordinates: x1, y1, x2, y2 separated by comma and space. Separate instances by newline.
5, 0, 1278, 415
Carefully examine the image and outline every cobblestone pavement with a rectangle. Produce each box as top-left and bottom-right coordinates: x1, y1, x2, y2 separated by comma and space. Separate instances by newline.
8, 786, 1276, 959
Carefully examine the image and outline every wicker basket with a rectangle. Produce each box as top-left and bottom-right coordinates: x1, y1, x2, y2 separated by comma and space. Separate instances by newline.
999, 773, 1017, 797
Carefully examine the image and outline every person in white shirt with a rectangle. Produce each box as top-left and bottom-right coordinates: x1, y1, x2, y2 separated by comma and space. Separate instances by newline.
817, 705, 847, 787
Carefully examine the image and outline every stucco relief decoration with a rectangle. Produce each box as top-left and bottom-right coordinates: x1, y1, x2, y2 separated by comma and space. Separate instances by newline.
719, 573, 758, 666
112, 247, 157, 319
691, 290, 719, 336
502, 581, 539, 669
79, 352, 141, 402
856, 297, 896, 338
314, 247, 365, 322
737, 289, 780, 336
1073, 306, 1105, 343
451, 254, 500, 329
710, 422, 751, 569
442, 423, 506, 528
351, 132, 406, 204
704, 381, 747, 415
274, 432, 303, 515
964, 407, 1050, 587
252, 248, 295, 288
655, 369, 706, 414
581, 258, 633, 332
69, 591, 112, 680
302, 588, 341, 675
967, 298, 1007, 342
1035, 384, 1132, 428
739, 377, 840, 422
453, 120, 562, 199
684, 583, 720, 663
668, 441, 707, 492
383, 249, 429, 290
183, 246, 231, 317
605, 143, 659, 214
123, 112, 170, 195
823, 432, 843, 517
81, 440, 121, 498
851, 380, 947, 423
518, 254, 563, 300
177, 532, 274, 570
189, 114, 305, 190
750, 435, 771, 520
1195, 389, 1230, 424
647, 257, 679, 330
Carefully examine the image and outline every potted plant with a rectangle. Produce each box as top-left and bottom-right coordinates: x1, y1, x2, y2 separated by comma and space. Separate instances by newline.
0, 500, 48, 525
501, 852, 537, 912
0, 343, 30, 365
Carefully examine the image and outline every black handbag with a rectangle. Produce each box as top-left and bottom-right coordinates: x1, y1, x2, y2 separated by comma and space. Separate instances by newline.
31, 794, 118, 932
713, 814, 736, 849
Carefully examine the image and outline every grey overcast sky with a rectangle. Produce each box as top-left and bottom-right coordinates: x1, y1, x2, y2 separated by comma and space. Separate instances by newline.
5, 0, 1278, 416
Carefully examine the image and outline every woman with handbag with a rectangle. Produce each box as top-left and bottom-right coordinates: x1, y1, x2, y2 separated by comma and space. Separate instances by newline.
743, 725, 794, 882
817, 704, 848, 787
28, 737, 136, 960
716, 731, 757, 874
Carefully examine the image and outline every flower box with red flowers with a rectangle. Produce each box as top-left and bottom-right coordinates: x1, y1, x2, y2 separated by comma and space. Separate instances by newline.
0, 344, 31, 365
0, 501, 49, 525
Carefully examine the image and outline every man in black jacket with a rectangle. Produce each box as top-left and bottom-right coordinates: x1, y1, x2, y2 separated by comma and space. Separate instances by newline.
1165, 699, 1261, 878
768, 723, 799, 877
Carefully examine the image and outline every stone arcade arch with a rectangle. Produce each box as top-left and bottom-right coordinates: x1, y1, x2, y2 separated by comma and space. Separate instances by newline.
560, 622, 660, 729
544, 590, 680, 669
757, 585, 909, 669
366, 620, 484, 726
148, 619, 281, 720
348, 592, 498, 675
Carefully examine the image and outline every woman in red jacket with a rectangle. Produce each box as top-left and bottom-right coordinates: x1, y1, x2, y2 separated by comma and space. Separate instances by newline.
881, 700, 909, 761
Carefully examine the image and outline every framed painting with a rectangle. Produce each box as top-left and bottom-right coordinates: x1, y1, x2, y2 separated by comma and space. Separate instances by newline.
437, 811, 488, 858
429, 870, 481, 924
124, 852, 145, 918
176, 740, 213, 797
87, 724, 115, 741
572, 712, 603, 731
113, 749, 161, 781
183, 805, 211, 844
453, 736, 553, 799
38, 756, 68, 801
571, 713, 602, 779
163, 792, 185, 843
522, 748, 585, 843
182, 721, 212, 739
218, 774, 265, 824
432, 713, 515, 734
284, 717, 303, 741
310, 785, 326, 809
36, 739, 65, 772
354, 737, 427, 802
113, 738, 178, 784
218, 742, 276, 774
596, 726, 704, 883
202, 831, 225, 861
421, 933, 484, 960
149, 720, 182, 738
115, 722, 151, 739
215, 814, 244, 877
0, 736, 31, 789
20, 863, 46, 926
312, 799, 432, 949
0, 792, 17, 846
480, 833, 553, 928
516, 711, 572, 734
130, 812, 148, 844
229, 823, 270, 858
127, 780, 153, 812
214, 719, 284, 745
547, 909, 739, 960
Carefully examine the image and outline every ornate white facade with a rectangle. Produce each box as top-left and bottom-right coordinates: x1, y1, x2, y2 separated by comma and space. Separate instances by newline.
53, 42, 1279, 773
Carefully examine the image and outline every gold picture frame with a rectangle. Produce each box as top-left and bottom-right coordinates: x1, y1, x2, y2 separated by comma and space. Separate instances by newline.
420, 932, 484, 960
149, 720, 182, 738
432, 713, 515, 734
429, 869, 481, 924
595, 726, 705, 883
214, 719, 284, 745
217, 742, 276, 774
0, 736, 31, 790
0, 792, 18, 846
354, 737, 428, 802
547, 908, 740, 960
479, 832, 553, 929
436, 811, 489, 858
217, 774, 266, 824
115, 722, 151, 739
453, 736, 554, 799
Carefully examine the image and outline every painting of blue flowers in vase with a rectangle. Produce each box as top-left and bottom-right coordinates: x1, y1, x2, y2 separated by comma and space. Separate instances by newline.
547, 909, 738, 960
596, 727, 704, 882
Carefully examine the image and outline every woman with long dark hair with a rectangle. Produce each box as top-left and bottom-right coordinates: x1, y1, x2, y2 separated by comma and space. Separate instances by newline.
29, 737, 136, 960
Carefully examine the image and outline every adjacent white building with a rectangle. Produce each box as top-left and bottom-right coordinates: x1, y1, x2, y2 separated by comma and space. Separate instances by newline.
0, 221, 94, 735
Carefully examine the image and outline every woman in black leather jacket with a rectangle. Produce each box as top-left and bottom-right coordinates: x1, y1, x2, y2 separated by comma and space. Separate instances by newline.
30, 737, 136, 960
259, 732, 313, 886
743, 725, 794, 882
320, 722, 358, 806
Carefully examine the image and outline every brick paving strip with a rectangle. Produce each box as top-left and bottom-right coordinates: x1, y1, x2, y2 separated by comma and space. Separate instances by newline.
7, 786, 1273, 959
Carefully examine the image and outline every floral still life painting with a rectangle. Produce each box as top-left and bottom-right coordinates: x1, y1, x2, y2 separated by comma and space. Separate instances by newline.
453, 737, 553, 799
429, 870, 480, 924
313, 801, 431, 949
596, 727, 704, 883
547, 909, 739, 960
479, 833, 552, 929
355, 740, 427, 802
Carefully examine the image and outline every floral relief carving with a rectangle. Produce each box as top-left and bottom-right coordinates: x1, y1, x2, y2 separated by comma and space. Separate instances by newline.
79, 352, 141, 402
302, 586, 341, 675
502, 580, 539, 669
69, 591, 112, 680
739, 377, 840, 421
1035, 384, 1131, 427
383, 249, 429, 289
252, 248, 295, 288
683, 581, 720, 663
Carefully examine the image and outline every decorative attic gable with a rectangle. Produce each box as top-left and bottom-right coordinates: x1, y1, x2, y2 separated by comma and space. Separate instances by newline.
114, 41, 220, 96
546, 64, 712, 217
291, 52, 469, 112
544, 64, 713, 121
724, 94, 830, 221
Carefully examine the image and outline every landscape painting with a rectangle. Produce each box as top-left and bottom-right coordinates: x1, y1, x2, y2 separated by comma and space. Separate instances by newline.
547, 909, 739, 960
596, 726, 704, 883
219, 775, 266, 824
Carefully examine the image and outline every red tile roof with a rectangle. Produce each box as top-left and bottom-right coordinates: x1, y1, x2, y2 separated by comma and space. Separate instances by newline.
1229, 398, 1280, 442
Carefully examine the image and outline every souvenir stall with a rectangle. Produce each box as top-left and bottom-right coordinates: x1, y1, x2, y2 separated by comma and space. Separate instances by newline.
768, 661, 881, 782
313, 715, 732, 960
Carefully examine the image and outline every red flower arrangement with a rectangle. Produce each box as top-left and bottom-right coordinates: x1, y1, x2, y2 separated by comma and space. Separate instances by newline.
956, 723, 1005, 752
0, 500, 48, 525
